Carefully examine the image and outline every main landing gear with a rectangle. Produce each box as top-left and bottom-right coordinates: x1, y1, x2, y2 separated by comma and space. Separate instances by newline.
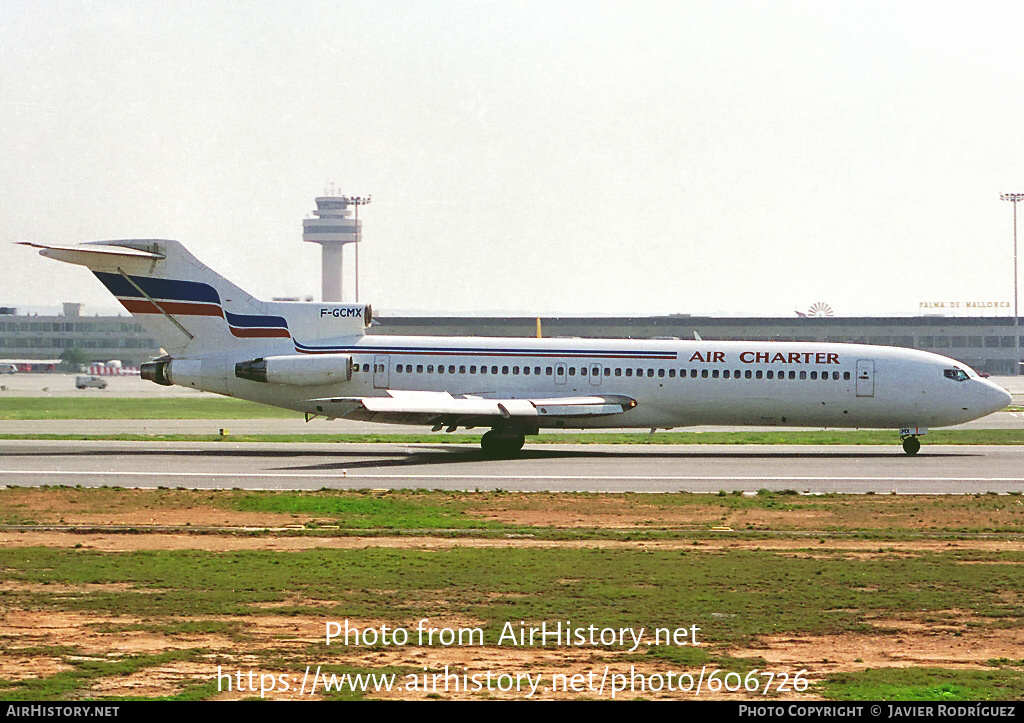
901, 435, 921, 456
480, 429, 526, 458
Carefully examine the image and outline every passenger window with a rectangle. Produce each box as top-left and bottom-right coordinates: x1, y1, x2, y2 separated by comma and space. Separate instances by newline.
523, 366, 530, 375
546, 367, 553, 375
647, 369, 654, 378
417, 364, 424, 373
492, 366, 499, 374
669, 369, 676, 378
459, 365, 466, 374
448, 365, 455, 374
833, 371, 840, 380
745, 370, 752, 379
502, 366, 509, 375
755, 370, 763, 379
569, 367, 576, 376
536, 367, 542, 375
427, 365, 434, 373
701, 369, 709, 378
580, 367, 587, 376
626, 368, 633, 377
615, 368, 622, 376
766, 371, 774, 380
712, 369, 719, 378
799, 371, 806, 380
396, 364, 403, 373
470, 366, 477, 374
690, 369, 698, 378
513, 366, 520, 375
843, 371, 850, 380
810, 371, 817, 380
480, 365, 487, 374
789, 371, 796, 380
362, 363, 370, 372
438, 366, 445, 374
658, 369, 665, 378
723, 370, 730, 379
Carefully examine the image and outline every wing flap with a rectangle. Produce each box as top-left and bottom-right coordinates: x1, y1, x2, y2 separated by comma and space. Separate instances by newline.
308, 390, 636, 423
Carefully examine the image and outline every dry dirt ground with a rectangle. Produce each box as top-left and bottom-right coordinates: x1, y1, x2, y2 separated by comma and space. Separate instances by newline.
2, 490, 1023, 700
4, 487, 1024, 531
4, 597, 1020, 701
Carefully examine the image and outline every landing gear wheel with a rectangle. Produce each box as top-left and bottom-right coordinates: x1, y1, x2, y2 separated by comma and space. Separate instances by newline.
480, 430, 526, 458
902, 436, 921, 455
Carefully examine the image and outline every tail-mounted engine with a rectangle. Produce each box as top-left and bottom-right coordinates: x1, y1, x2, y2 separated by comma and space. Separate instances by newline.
234, 353, 353, 386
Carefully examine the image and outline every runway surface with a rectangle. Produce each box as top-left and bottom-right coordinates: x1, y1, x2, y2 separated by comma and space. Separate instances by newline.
2, 440, 1023, 493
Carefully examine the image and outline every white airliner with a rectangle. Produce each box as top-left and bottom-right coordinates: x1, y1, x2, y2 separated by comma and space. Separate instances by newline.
22, 239, 1012, 456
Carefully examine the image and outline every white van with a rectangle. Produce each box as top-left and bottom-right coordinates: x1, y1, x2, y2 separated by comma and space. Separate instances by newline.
0, 363, 16, 374
75, 375, 108, 390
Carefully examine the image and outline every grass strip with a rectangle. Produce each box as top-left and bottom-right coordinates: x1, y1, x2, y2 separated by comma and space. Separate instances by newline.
3, 547, 1024, 642
0, 397, 298, 420
820, 667, 1024, 701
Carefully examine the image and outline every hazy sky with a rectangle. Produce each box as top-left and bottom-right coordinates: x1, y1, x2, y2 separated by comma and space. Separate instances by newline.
2, 0, 1023, 318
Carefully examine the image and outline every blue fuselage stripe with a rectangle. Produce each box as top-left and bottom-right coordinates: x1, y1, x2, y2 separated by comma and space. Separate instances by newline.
292, 342, 676, 360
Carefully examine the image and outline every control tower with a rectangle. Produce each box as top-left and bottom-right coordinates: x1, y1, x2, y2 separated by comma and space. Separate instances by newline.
302, 194, 370, 302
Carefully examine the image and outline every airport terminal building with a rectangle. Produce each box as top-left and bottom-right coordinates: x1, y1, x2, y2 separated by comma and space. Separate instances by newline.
0, 304, 160, 369
2, 304, 1022, 375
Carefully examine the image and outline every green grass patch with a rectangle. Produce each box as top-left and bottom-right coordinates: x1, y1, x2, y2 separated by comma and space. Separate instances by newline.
4, 547, 1024, 642
0, 649, 202, 701
820, 667, 1024, 701
231, 491, 509, 530
0, 397, 297, 420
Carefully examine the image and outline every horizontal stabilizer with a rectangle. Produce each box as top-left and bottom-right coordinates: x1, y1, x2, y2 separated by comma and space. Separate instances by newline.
18, 241, 165, 268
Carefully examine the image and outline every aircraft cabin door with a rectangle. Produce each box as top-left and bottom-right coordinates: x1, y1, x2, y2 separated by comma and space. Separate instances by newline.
589, 363, 602, 386
373, 355, 390, 389
555, 363, 567, 385
856, 359, 874, 397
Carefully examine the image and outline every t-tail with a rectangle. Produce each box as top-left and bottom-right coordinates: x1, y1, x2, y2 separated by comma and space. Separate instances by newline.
21, 239, 371, 382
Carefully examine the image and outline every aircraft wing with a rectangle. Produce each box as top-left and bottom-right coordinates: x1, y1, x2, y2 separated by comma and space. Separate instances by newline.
307, 390, 637, 426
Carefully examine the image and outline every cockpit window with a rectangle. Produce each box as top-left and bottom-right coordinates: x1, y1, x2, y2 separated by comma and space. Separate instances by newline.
944, 368, 969, 382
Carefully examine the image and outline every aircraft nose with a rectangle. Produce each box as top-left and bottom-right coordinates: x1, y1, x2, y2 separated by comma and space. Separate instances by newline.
979, 380, 1013, 415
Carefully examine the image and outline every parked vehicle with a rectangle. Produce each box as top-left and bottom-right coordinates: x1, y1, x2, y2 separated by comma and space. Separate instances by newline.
75, 375, 108, 390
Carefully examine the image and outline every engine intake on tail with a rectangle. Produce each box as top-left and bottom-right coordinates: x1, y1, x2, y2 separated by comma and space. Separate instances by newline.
141, 360, 172, 386
234, 353, 353, 386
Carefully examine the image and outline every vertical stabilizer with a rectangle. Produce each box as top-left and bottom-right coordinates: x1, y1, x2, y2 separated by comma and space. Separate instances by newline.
22, 239, 370, 358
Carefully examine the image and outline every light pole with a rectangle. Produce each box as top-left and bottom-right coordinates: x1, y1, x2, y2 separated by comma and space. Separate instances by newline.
348, 195, 372, 303
1002, 193, 1024, 374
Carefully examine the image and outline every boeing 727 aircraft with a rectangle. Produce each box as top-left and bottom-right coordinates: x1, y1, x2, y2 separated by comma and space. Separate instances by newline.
22, 239, 1012, 456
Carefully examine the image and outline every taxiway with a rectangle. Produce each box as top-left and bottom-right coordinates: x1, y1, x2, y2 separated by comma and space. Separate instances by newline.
1, 440, 1022, 494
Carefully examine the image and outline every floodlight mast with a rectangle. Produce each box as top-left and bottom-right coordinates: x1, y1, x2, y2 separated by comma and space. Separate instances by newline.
349, 195, 372, 303
1002, 193, 1024, 374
